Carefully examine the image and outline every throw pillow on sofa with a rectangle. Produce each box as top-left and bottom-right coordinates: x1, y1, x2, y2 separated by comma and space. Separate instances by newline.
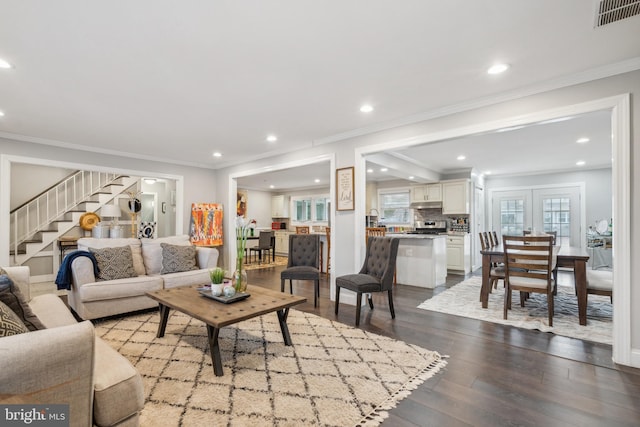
141, 235, 193, 275
0, 300, 28, 337
0, 274, 45, 331
89, 246, 137, 281
160, 243, 198, 274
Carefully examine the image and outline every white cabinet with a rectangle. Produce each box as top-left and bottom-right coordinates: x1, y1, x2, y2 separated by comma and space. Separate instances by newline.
274, 231, 290, 255
271, 195, 289, 218
411, 183, 442, 202
425, 183, 442, 202
442, 180, 470, 214
446, 234, 471, 274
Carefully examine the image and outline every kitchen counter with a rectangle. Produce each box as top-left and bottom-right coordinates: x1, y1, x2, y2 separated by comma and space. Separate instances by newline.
387, 233, 447, 239
387, 233, 447, 288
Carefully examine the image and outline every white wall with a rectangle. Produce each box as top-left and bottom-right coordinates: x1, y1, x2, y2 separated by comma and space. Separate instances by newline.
241, 189, 273, 229
10, 163, 74, 209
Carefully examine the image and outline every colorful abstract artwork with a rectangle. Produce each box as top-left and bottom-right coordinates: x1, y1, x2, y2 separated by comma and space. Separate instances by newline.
189, 203, 223, 246
237, 189, 247, 218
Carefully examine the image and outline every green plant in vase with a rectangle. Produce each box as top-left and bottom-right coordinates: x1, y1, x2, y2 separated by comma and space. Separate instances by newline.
209, 267, 225, 284
209, 267, 227, 297
234, 216, 249, 293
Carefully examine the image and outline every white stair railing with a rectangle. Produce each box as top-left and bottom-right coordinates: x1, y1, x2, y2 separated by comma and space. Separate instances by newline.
10, 171, 120, 255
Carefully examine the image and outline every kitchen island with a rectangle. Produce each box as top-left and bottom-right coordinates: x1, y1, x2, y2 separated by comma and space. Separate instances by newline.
387, 233, 447, 288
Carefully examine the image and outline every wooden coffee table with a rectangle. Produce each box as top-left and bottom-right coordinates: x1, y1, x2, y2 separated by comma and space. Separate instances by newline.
145, 285, 306, 376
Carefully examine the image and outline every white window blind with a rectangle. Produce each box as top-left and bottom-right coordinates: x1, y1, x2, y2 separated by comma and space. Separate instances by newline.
379, 190, 411, 224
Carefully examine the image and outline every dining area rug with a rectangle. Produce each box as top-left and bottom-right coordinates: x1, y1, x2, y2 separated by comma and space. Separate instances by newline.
95, 309, 447, 426
243, 255, 288, 271
417, 276, 612, 345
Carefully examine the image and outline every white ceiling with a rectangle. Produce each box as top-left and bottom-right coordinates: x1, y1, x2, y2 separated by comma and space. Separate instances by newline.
1, 1, 638, 188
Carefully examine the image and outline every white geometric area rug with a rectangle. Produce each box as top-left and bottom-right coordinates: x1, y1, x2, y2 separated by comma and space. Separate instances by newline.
417, 276, 612, 345
95, 309, 447, 427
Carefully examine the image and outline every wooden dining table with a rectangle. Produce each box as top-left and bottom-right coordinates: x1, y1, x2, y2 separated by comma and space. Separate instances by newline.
480, 244, 591, 325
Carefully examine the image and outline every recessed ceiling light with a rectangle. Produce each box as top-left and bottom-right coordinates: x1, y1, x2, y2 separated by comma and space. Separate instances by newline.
360, 104, 374, 113
576, 160, 586, 166
269, 185, 275, 189
314, 179, 320, 183
266, 135, 277, 142
487, 63, 510, 75
380, 168, 388, 172
0, 111, 4, 117
0, 59, 11, 69
576, 137, 590, 143
408, 176, 415, 180
485, 171, 492, 175
457, 155, 466, 161
367, 168, 373, 173
213, 152, 222, 157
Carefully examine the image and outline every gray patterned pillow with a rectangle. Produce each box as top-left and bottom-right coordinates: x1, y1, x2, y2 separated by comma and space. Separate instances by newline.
0, 300, 28, 337
89, 246, 136, 281
0, 274, 45, 331
161, 243, 198, 274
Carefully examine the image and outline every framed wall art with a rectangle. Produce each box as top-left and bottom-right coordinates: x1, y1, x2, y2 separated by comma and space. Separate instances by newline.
336, 166, 355, 211
237, 189, 248, 218
189, 203, 223, 246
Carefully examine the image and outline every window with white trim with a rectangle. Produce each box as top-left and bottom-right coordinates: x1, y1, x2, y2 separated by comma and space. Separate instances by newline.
378, 189, 411, 225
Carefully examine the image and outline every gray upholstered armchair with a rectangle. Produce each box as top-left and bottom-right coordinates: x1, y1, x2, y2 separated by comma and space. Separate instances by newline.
335, 236, 399, 326
281, 234, 321, 307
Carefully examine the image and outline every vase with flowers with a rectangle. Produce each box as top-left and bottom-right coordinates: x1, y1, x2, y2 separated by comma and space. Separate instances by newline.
233, 216, 249, 292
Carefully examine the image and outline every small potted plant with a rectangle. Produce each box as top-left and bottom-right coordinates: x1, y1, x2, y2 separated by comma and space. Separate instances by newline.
209, 267, 226, 296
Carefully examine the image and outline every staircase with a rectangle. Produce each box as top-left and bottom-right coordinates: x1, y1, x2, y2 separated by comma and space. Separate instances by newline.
10, 172, 140, 266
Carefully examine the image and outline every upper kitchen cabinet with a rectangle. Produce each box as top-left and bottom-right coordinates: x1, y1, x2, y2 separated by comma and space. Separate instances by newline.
410, 183, 442, 203
442, 180, 470, 214
271, 195, 290, 218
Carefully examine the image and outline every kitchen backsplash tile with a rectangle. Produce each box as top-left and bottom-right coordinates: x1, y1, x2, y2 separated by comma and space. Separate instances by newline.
415, 209, 469, 232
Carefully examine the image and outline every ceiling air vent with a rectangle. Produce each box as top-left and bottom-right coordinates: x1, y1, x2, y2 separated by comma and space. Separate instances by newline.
595, 0, 640, 27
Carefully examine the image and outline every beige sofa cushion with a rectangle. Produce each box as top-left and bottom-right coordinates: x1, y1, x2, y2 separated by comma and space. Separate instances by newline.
29, 294, 79, 328
141, 235, 192, 275
162, 268, 210, 289
77, 275, 163, 302
93, 338, 145, 426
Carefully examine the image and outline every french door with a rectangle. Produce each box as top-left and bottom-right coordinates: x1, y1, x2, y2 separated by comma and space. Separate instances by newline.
492, 185, 582, 248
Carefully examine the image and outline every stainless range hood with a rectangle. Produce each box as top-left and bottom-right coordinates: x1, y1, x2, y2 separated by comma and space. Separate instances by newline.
409, 201, 443, 209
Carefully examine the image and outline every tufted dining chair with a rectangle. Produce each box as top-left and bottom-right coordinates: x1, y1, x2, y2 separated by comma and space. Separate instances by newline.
281, 234, 321, 307
335, 236, 399, 326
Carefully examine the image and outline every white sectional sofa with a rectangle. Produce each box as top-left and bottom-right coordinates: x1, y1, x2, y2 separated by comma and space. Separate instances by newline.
67, 235, 219, 320
0, 266, 144, 427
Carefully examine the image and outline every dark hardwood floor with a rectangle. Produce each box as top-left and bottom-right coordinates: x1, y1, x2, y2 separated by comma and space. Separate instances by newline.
247, 265, 640, 427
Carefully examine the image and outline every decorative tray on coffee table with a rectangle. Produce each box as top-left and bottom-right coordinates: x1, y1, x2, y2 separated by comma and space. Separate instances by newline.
199, 290, 251, 304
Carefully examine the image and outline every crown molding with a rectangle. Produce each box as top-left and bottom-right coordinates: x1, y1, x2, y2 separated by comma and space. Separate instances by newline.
314, 57, 640, 146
